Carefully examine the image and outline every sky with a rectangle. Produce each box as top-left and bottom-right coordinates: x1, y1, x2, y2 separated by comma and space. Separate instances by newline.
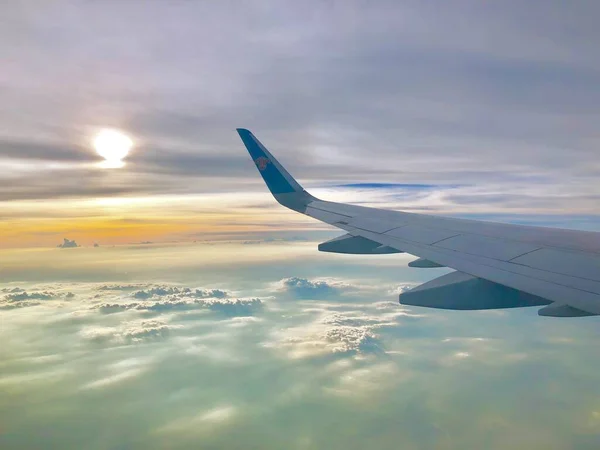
2, 0, 600, 248
1, 1, 600, 449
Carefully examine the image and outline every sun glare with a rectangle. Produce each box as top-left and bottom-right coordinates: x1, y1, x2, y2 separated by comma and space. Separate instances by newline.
93, 129, 133, 168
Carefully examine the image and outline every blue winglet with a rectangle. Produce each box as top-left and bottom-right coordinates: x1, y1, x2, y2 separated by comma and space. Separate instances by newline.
236, 128, 303, 194
236, 128, 315, 212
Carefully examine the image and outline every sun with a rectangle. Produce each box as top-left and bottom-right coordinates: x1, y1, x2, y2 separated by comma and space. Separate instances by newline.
93, 129, 133, 167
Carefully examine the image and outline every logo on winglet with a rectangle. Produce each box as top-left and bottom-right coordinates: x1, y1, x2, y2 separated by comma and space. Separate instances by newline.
255, 156, 271, 171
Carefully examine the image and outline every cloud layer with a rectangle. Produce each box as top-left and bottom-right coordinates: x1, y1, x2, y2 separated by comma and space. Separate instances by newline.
1, 242, 600, 449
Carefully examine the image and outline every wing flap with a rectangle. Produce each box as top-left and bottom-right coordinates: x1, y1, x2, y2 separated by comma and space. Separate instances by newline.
538, 303, 597, 317
344, 222, 600, 314
318, 234, 402, 254
400, 271, 550, 310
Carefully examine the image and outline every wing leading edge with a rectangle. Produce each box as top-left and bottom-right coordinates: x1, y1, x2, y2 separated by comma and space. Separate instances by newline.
236, 128, 600, 317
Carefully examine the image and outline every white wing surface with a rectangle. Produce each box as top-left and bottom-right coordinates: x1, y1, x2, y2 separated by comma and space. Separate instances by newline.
237, 128, 600, 317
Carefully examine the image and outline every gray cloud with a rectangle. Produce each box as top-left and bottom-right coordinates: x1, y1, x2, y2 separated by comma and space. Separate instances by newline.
0, 300, 43, 310
0, 140, 97, 163
0, 289, 74, 309
1, 287, 25, 293
1, 0, 599, 213
0, 166, 171, 202
57, 238, 79, 248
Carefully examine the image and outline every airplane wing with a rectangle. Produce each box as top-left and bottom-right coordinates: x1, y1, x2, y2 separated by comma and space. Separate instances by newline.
237, 128, 600, 317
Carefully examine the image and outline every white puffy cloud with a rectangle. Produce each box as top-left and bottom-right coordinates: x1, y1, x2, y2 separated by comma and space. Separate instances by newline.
0, 299, 43, 309
123, 320, 174, 343
387, 284, 416, 296
6, 291, 55, 301
0, 289, 75, 309
79, 326, 118, 345
1, 287, 25, 293
322, 326, 383, 354
95, 297, 263, 316
80, 319, 180, 346
203, 298, 263, 316
267, 308, 399, 358
276, 277, 352, 299
132, 285, 229, 300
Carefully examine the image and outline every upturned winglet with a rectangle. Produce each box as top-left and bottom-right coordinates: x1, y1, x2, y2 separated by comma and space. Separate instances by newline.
236, 128, 316, 212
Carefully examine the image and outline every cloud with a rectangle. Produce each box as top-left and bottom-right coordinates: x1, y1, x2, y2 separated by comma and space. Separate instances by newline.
96, 303, 132, 314
2, 258, 600, 449
268, 308, 399, 359
387, 285, 414, 296
97, 284, 150, 291
79, 326, 120, 345
337, 183, 461, 190
205, 298, 263, 316
157, 405, 239, 436
95, 297, 263, 317
0, 300, 43, 310
274, 277, 389, 301
131, 285, 229, 300
1, 287, 25, 293
5, 291, 55, 301
322, 326, 383, 354
242, 236, 309, 245
81, 368, 146, 390
80, 319, 179, 346
277, 277, 344, 299
57, 238, 78, 248
0, 289, 74, 309
122, 320, 173, 343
